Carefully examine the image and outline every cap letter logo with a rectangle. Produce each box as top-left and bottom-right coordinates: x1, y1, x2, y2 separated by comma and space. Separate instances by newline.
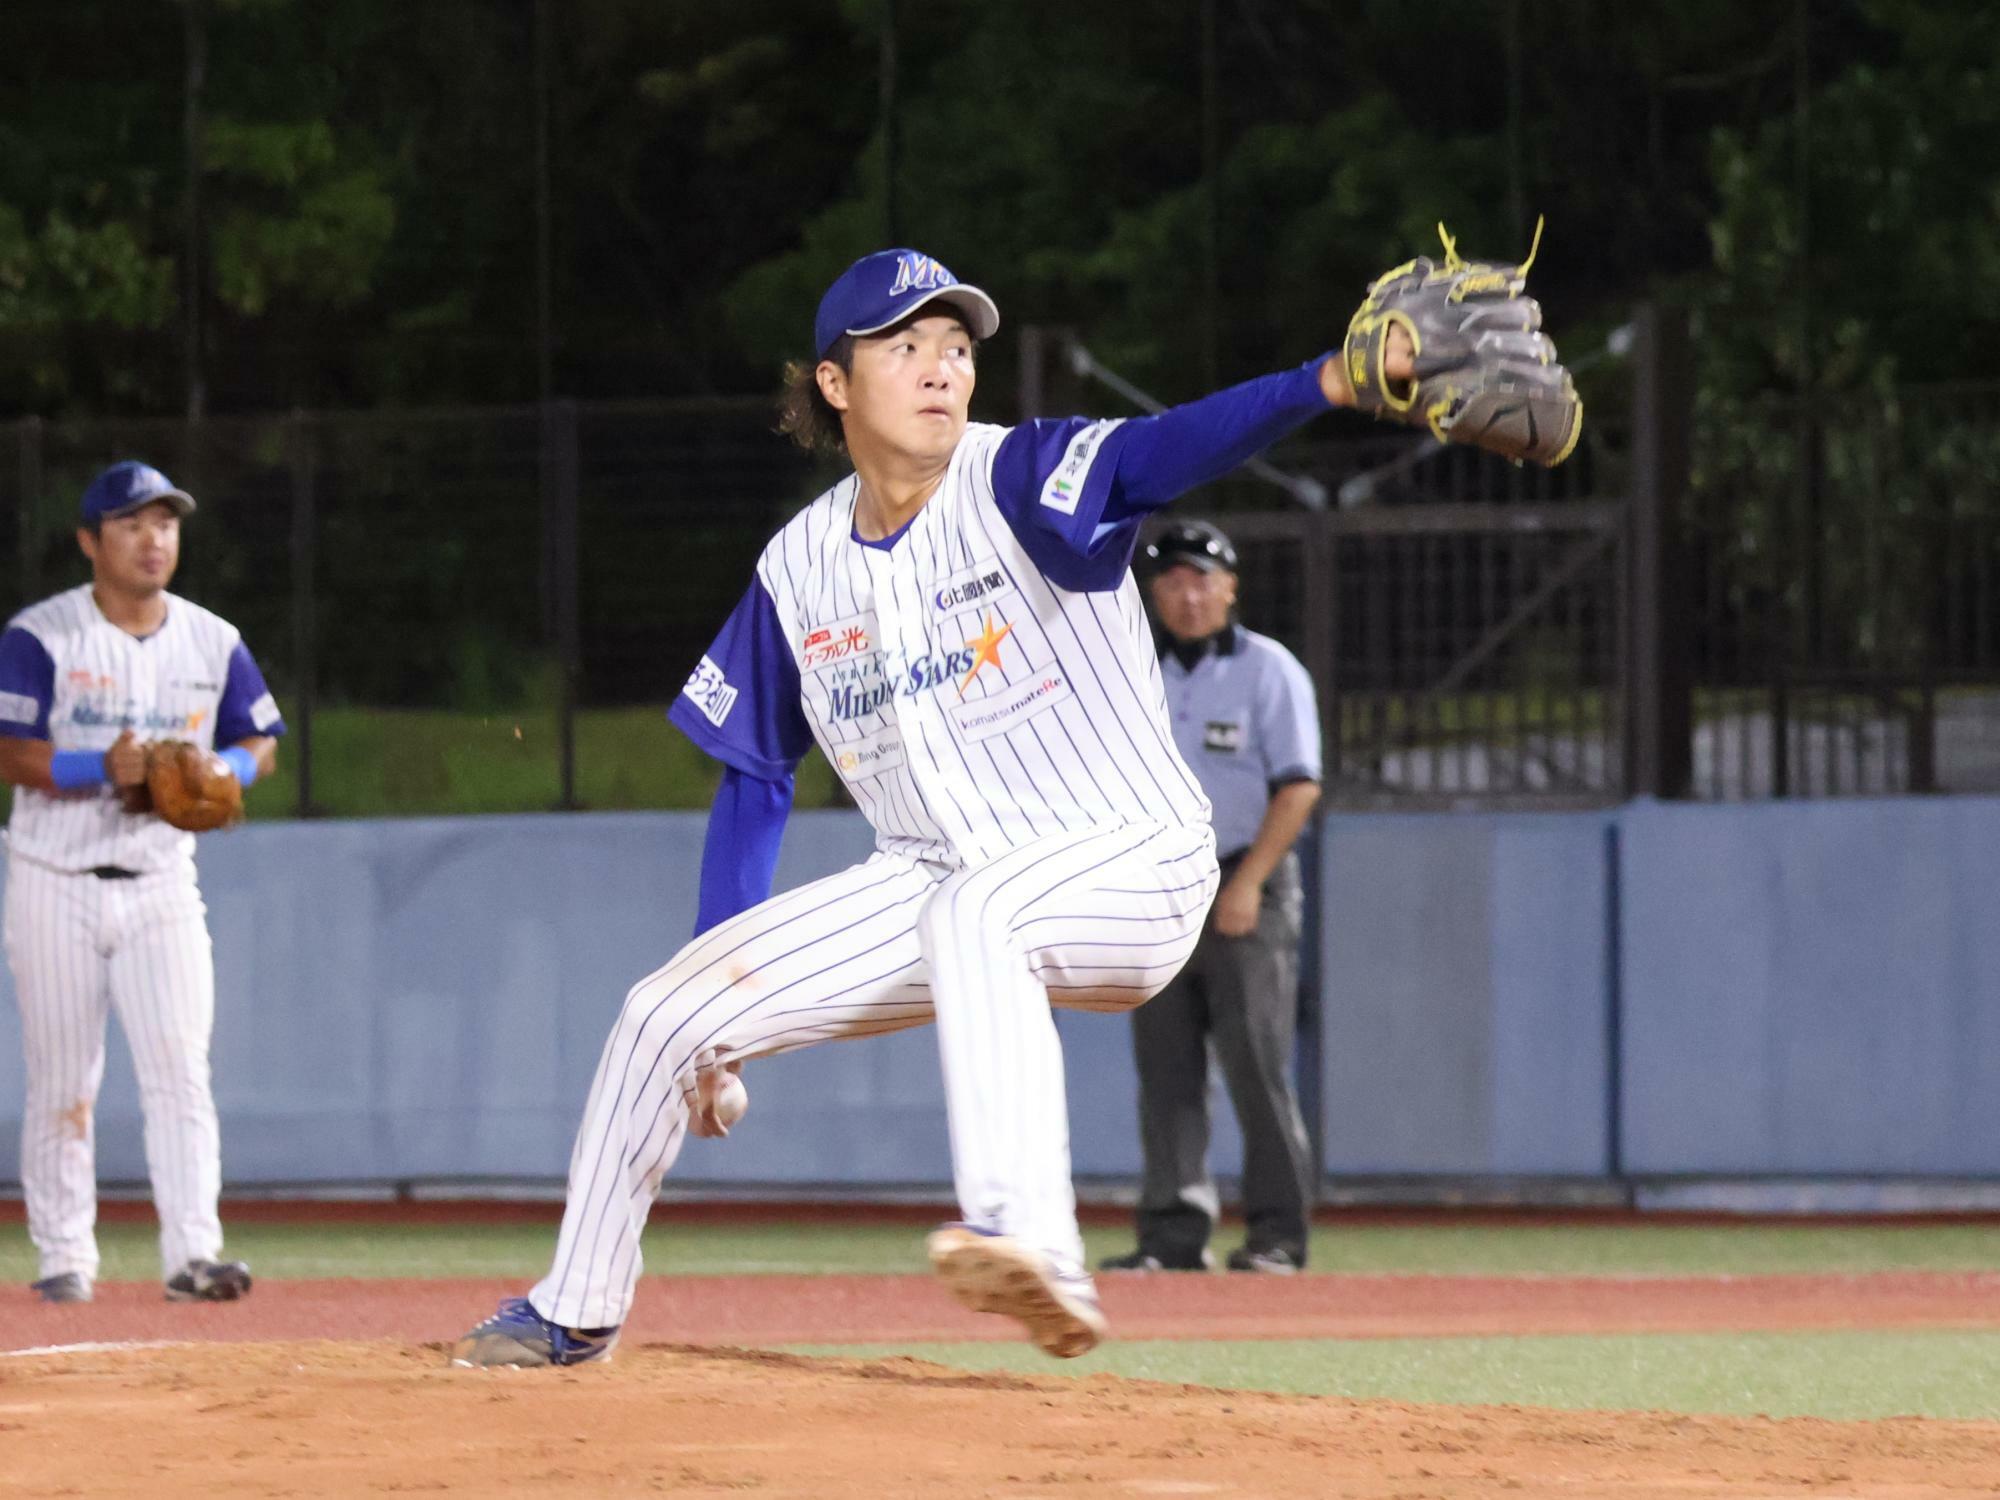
889, 253, 955, 296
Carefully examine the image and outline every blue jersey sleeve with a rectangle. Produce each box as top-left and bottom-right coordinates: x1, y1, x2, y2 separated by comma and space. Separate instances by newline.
214, 640, 287, 745
988, 358, 1332, 591
694, 766, 795, 937
0, 626, 55, 739
667, 578, 816, 780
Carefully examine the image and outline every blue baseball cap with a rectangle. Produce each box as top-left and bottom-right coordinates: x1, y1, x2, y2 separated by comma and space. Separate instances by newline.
80, 461, 196, 525
813, 249, 1000, 359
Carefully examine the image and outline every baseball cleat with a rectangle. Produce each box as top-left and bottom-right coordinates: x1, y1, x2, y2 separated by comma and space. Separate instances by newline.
449, 1297, 620, 1369
927, 1224, 1107, 1359
165, 1258, 253, 1302
30, 1272, 93, 1304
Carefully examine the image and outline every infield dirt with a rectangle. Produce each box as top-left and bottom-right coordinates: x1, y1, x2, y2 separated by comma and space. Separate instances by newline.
5, 1271, 2000, 1497
6, 1337, 2000, 1499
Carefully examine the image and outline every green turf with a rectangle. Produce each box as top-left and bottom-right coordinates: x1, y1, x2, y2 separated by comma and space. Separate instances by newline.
242, 705, 839, 818
10, 1217, 2000, 1285
785, 1330, 2000, 1421
0, 704, 844, 822
1285, 1220, 2000, 1275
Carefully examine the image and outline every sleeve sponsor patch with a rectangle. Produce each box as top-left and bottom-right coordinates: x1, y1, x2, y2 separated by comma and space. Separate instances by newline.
0, 690, 38, 725
249, 692, 282, 731
1038, 420, 1124, 516
683, 655, 740, 727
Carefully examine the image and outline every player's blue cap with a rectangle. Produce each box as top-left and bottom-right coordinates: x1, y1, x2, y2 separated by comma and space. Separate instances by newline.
814, 249, 1000, 359
79, 461, 197, 525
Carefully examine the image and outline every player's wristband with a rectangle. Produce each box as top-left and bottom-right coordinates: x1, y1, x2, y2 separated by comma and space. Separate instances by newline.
218, 745, 260, 788
49, 749, 109, 791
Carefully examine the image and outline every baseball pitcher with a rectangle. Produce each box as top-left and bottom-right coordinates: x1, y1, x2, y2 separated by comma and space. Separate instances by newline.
455, 233, 1578, 1365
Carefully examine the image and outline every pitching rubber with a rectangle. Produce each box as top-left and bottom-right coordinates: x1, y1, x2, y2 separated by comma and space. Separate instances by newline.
926, 1226, 1107, 1359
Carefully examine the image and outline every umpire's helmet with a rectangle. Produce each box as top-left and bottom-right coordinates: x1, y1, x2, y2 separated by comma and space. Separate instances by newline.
1144, 519, 1237, 574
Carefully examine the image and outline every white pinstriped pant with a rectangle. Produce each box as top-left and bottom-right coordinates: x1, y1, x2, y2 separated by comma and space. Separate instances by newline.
3, 855, 224, 1282
533, 819, 1219, 1329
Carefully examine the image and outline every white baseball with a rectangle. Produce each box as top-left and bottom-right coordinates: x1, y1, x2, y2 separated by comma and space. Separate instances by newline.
711, 1071, 748, 1130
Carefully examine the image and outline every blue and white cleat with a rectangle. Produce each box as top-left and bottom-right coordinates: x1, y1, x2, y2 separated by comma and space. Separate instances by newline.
449, 1297, 619, 1369
926, 1223, 1107, 1359
31, 1271, 93, 1304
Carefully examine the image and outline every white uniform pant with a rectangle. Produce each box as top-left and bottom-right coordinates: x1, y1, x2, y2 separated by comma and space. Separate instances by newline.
3, 856, 223, 1282
532, 820, 1219, 1329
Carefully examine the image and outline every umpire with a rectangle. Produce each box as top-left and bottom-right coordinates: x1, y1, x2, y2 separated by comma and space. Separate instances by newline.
1104, 520, 1321, 1274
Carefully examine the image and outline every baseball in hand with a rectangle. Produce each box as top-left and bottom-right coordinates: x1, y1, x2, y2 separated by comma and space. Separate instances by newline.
690, 1066, 750, 1137
711, 1071, 748, 1130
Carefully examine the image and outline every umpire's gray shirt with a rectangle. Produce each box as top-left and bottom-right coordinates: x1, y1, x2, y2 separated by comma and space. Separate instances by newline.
1159, 624, 1321, 860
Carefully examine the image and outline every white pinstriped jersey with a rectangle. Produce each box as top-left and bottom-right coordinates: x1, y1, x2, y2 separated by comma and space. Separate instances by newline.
547, 359, 1335, 1326
0, 586, 284, 872
681, 423, 1211, 869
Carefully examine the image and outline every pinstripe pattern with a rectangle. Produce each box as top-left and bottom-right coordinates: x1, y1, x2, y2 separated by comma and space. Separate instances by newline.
758, 426, 1210, 868
6, 586, 242, 873
531, 820, 1217, 1329
4, 854, 221, 1280
530, 425, 1227, 1331
3, 584, 261, 1285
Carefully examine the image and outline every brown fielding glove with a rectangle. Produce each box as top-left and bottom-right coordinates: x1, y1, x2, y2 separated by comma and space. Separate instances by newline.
144, 740, 244, 832
1343, 219, 1582, 466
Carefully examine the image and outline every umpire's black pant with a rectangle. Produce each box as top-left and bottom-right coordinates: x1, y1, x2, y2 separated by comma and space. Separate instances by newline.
1128, 849, 1315, 1265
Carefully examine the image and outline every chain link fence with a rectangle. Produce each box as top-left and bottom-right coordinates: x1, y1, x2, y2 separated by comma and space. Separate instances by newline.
1, 400, 816, 817
5, 353, 1996, 817
1686, 385, 2000, 797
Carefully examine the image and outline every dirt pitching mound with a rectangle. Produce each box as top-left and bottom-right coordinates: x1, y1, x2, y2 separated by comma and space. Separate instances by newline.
3, 1339, 1998, 1499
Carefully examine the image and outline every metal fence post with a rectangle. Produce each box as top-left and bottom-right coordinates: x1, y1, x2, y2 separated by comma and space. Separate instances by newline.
1625, 303, 1694, 799
1303, 509, 1338, 789
16, 415, 43, 608
288, 411, 318, 817
543, 399, 581, 809
1017, 324, 1045, 422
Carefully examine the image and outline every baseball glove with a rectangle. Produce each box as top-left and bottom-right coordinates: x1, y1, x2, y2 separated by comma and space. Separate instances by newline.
1343, 219, 1582, 466
144, 740, 244, 832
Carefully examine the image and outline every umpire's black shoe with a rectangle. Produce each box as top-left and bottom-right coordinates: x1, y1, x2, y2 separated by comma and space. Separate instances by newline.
1225, 1245, 1302, 1274
165, 1258, 254, 1303
1098, 1247, 1215, 1272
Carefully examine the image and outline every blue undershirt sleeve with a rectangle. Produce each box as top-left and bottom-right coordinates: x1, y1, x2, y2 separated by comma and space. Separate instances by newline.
987, 358, 1333, 590
694, 766, 795, 937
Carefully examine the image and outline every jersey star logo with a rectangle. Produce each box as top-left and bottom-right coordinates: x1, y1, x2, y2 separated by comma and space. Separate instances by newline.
958, 613, 1015, 697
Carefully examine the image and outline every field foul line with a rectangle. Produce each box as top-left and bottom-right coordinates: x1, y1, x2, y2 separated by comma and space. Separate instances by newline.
1, 1339, 189, 1359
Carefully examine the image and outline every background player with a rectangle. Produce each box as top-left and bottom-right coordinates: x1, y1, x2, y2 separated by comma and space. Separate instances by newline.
0, 461, 284, 1304
1102, 519, 1321, 1276
453, 246, 1419, 1368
